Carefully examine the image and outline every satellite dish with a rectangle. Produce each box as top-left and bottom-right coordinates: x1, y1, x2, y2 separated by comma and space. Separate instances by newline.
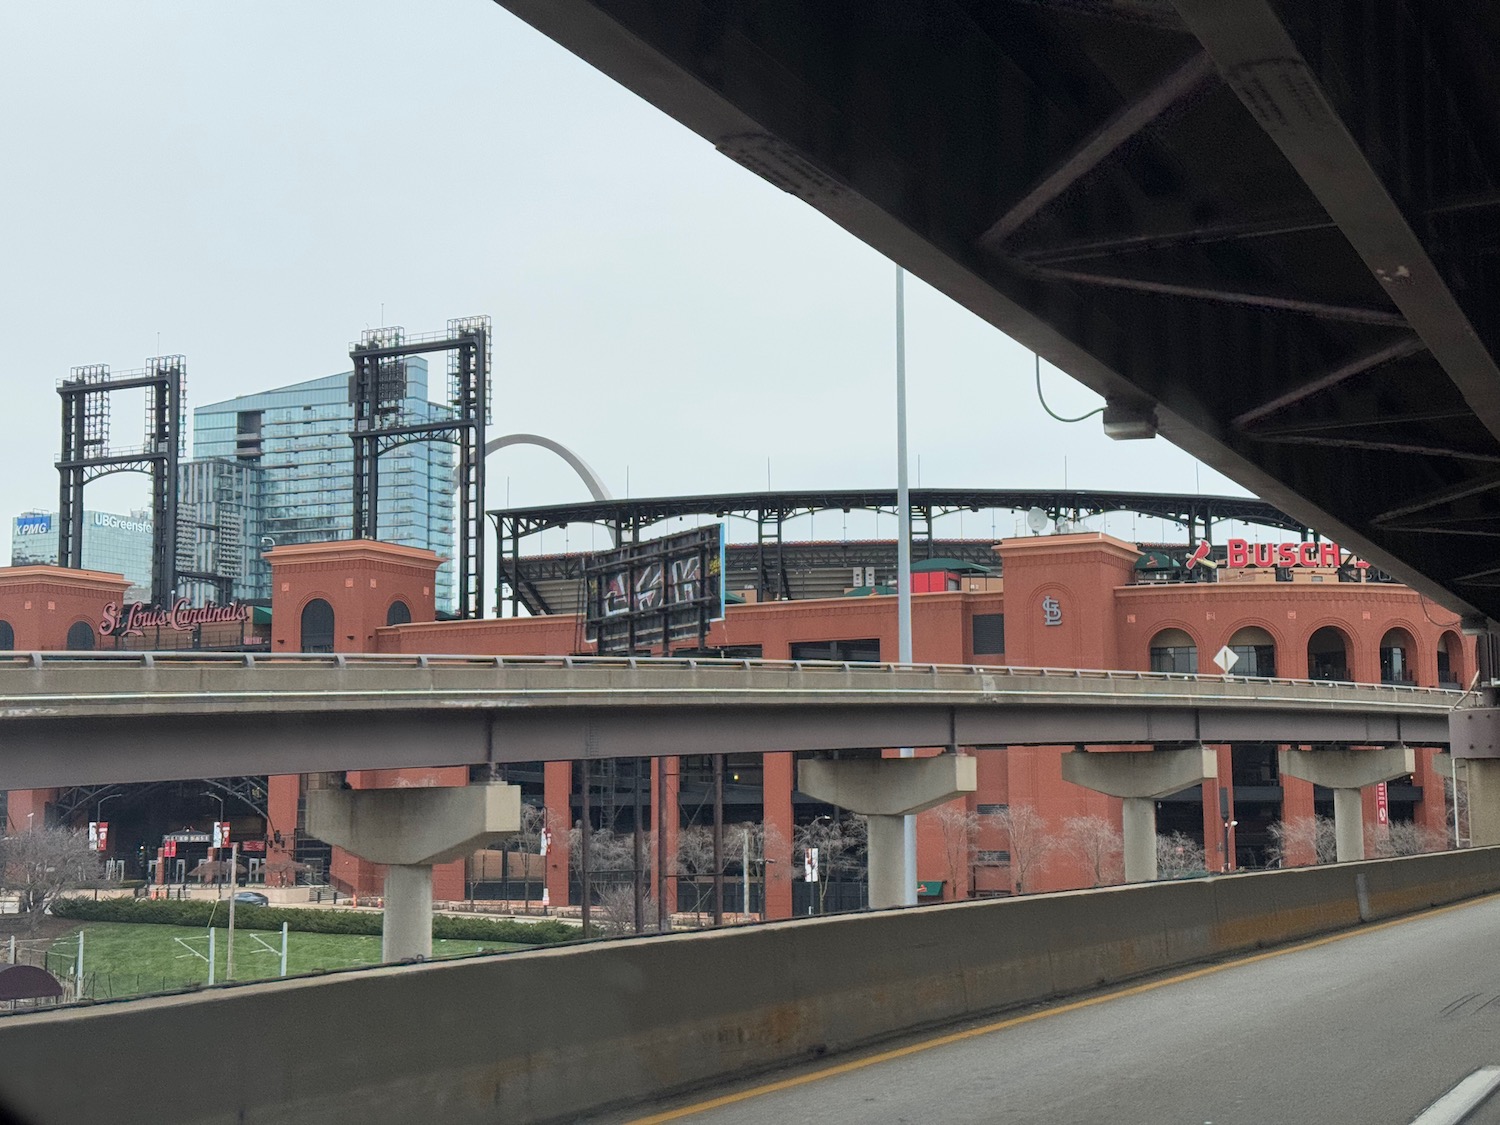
1026, 507, 1050, 534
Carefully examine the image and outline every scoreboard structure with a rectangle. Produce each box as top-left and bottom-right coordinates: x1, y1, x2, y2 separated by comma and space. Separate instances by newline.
583, 525, 725, 655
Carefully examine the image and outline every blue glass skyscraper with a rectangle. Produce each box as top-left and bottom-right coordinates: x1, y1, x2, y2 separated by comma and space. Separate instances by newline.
194, 359, 456, 611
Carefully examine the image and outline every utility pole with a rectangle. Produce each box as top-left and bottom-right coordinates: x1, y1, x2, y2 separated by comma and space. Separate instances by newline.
225, 843, 238, 981
895, 266, 917, 906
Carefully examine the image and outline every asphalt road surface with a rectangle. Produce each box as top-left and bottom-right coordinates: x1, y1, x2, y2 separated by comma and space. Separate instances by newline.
604, 894, 1500, 1125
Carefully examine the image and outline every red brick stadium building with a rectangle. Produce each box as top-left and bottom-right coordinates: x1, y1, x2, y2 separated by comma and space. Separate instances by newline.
0, 528, 1472, 919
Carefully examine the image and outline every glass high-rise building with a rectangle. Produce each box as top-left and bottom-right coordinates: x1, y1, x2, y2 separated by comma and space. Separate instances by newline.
194, 360, 456, 611
176, 458, 265, 604
11, 509, 154, 601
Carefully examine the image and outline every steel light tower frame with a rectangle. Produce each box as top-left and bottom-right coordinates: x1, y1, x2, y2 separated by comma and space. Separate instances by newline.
57, 357, 185, 606
349, 317, 490, 619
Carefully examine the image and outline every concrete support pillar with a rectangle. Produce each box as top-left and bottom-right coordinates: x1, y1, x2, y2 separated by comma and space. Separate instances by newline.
1448, 705, 1500, 846
1121, 798, 1157, 884
1332, 789, 1364, 863
797, 755, 977, 909
865, 815, 908, 912
1278, 746, 1415, 863
1061, 746, 1217, 883
1467, 759, 1500, 848
307, 783, 520, 962
383, 865, 434, 962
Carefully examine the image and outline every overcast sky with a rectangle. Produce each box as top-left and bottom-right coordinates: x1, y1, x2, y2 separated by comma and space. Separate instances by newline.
0, 1, 1257, 565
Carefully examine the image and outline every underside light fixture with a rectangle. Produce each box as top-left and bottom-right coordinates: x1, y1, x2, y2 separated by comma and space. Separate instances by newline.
1102, 401, 1159, 441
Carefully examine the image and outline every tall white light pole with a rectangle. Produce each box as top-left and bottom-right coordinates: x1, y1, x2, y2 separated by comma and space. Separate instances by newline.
895, 266, 917, 906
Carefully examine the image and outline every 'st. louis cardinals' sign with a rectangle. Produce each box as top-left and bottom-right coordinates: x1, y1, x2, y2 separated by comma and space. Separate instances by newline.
100, 600, 252, 637
1185, 539, 1368, 571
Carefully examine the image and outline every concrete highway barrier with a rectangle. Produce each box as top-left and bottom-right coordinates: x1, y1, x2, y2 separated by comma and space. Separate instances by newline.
3, 847, 1499, 1125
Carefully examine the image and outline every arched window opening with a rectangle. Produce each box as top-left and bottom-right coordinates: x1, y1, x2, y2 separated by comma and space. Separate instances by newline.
0, 620, 15, 651
300, 599, 335, 653
1380, 627, 1417, 685
1228, 625, 1276, 678
1438, 631, 1465, 689
65, 621, 96, 651
385, 600, 412, 627
1307, 626, 1350, 681
1149, 628, 1197, 674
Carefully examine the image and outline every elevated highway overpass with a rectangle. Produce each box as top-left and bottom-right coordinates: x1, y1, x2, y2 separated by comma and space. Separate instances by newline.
493, 0, 1500, 631
0, 651, 1460, 790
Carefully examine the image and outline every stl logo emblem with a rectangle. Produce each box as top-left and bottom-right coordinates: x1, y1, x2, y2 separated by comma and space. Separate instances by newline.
1041, 595, 1062, 627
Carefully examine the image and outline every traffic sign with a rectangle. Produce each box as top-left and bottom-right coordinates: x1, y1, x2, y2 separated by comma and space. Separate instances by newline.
1213, 645, 1240, 674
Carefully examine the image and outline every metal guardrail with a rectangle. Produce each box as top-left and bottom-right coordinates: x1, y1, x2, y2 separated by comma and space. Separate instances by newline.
0, 650, 1461, 704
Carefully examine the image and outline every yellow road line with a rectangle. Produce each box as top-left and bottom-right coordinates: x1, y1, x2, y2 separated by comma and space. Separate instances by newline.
624, 893, 1500, 1124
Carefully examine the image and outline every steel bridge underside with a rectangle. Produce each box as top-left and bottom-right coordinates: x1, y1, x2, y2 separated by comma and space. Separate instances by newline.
494, 0, 1500, 626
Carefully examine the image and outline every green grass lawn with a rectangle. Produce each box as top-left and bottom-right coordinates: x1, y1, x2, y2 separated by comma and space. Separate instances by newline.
44, 922, 531, 1000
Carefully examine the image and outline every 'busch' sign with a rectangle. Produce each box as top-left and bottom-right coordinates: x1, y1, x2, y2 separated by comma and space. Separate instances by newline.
1187, 539, 1368, 571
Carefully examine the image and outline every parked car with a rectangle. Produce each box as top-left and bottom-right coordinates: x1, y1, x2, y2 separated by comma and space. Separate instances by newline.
232, 891, 269, 906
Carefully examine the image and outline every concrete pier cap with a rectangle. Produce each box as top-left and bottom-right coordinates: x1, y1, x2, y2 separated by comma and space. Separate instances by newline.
1277, 745, 1415, 793
1061, 745, 1218, 884
798, 754, 977, 910
797, 754, 977, 817
307, 783, 521, 961
1060, 744, 1217, 801
1279, 745, 1415, 862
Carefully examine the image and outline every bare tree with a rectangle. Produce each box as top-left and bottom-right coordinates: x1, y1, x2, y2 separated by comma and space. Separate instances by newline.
794, 815, 868, 912
567, 825, 636, 881
1155, 831, 1207, 879
935, 806, 979, 898
0, 827, 102, 932
675, 825, 718, 923
594, 884, 656, 937
985, 805, 1055, 894
496, 804, 548, 914
568, 821, 665, 931
1266, 816, 1338, 867
1061, 815, 1124, 887
1368, 821, 1447, 858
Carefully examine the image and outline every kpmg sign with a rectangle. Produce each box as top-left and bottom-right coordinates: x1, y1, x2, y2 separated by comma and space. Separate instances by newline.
13, 514, 52, 536
100, 600, 252, 637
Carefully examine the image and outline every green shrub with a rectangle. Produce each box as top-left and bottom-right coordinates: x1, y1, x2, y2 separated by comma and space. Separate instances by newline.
48, 897, 575, 945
